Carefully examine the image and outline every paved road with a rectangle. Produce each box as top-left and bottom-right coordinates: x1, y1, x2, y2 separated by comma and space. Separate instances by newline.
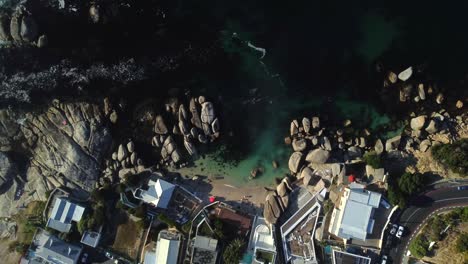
388, 186, 468, 264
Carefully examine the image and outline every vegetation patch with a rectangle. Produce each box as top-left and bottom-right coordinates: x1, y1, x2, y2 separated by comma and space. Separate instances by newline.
112, 216, 142, 259
387, 172, 425, 208
432, 139, 468, 176
363, 151, 382, 169
223, 238, 246, 264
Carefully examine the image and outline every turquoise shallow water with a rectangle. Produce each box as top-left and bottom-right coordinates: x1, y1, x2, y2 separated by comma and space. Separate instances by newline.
192, 94, 401, 187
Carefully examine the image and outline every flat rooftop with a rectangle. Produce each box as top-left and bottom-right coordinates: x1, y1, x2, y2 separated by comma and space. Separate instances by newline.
332, 249, 371, 264
280, 190, 321, 264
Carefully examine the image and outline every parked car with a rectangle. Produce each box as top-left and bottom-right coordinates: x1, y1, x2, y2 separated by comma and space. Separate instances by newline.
105, 252, 114, 259
457, 186, 468, 190
396, 226, 405, 238
381, 255, 388, 264
380, 199, 391, 209
389, 224, 398, 235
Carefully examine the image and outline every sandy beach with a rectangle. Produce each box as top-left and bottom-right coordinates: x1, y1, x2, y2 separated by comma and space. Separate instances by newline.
173, 166, 272, 215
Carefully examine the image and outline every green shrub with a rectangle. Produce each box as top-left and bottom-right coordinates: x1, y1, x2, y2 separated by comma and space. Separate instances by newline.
432, 139, 468, 175
181, 221, 192, 234
223, 238, 246, 264
77, 216, 89, 234
409, 234, 429, 258
456, 233, 468, 253
363, 151, 382, 169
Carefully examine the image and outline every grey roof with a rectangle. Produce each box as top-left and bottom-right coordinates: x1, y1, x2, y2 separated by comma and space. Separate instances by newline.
338, 189, 381, 241
29, 229, 82, 264
80, 231, 101, 248
47, 198, 85, 233
193, 236, 218, 251
332, 249, 371, 264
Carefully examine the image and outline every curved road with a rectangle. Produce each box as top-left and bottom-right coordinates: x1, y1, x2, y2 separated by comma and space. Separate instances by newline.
389, 185, 468, 264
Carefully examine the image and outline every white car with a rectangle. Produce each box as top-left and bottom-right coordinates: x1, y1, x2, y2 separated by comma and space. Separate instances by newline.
389, 224, 398, 235
396, 226, 404, 238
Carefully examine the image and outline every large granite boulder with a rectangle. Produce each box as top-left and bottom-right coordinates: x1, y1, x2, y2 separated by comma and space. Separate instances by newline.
9, 9, 21, 42
425, 119, 439, 134
374, 139, 384, 154
264, 193, 282, 225
189, 98, 202, 129
117, 144, 128, 161
410, 116, 426, 131
0, 14, 10, 42
398, 66, 413, 81
201, 102, 215, 125
305, 149, 330, 164
20, 15, 38, 42
288, 152, 303, 173
302, 118, 311, 133
386, 135, 401, 151
312, 117, 320, 129
292, 138, 307, 152
0, 152, 15, 190
154, 115, 168, 134
290, 120, 299, 136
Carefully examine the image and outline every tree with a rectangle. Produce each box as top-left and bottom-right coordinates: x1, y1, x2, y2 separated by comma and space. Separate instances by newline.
456, 233, 468, 253
90, 189, 104, 203
398, 172, 424, 196
363, 151, 382, 169
387, 186, 406, 208
432, 139, 468, 175
223, 238, 246, 264
409, 234, 429, 258
157, 214, 176, 227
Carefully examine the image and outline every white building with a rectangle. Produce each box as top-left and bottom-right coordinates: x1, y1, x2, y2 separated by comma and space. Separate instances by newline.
144, 230, 181, 264
46, 198, 85, 233
134, 179, 175, 209
251, 216, 276, 264
23, 229, 83, 264
328, 183, 381, 241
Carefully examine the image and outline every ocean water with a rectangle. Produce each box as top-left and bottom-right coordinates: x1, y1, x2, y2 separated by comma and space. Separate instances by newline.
189, 9, 402, 186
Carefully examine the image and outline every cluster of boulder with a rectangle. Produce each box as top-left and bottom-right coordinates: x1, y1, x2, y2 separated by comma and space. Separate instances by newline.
263, 177, 293, 225
384, 66, 464, 109
101, 140, 146, 186
286, 116, 373, 177
0, 5, 47, 47
151, 96, 220, 167
404, 110, 465, 153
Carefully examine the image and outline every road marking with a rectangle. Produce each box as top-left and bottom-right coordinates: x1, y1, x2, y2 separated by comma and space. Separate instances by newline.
405, 208, 421, 223
435, 197, 468, 203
